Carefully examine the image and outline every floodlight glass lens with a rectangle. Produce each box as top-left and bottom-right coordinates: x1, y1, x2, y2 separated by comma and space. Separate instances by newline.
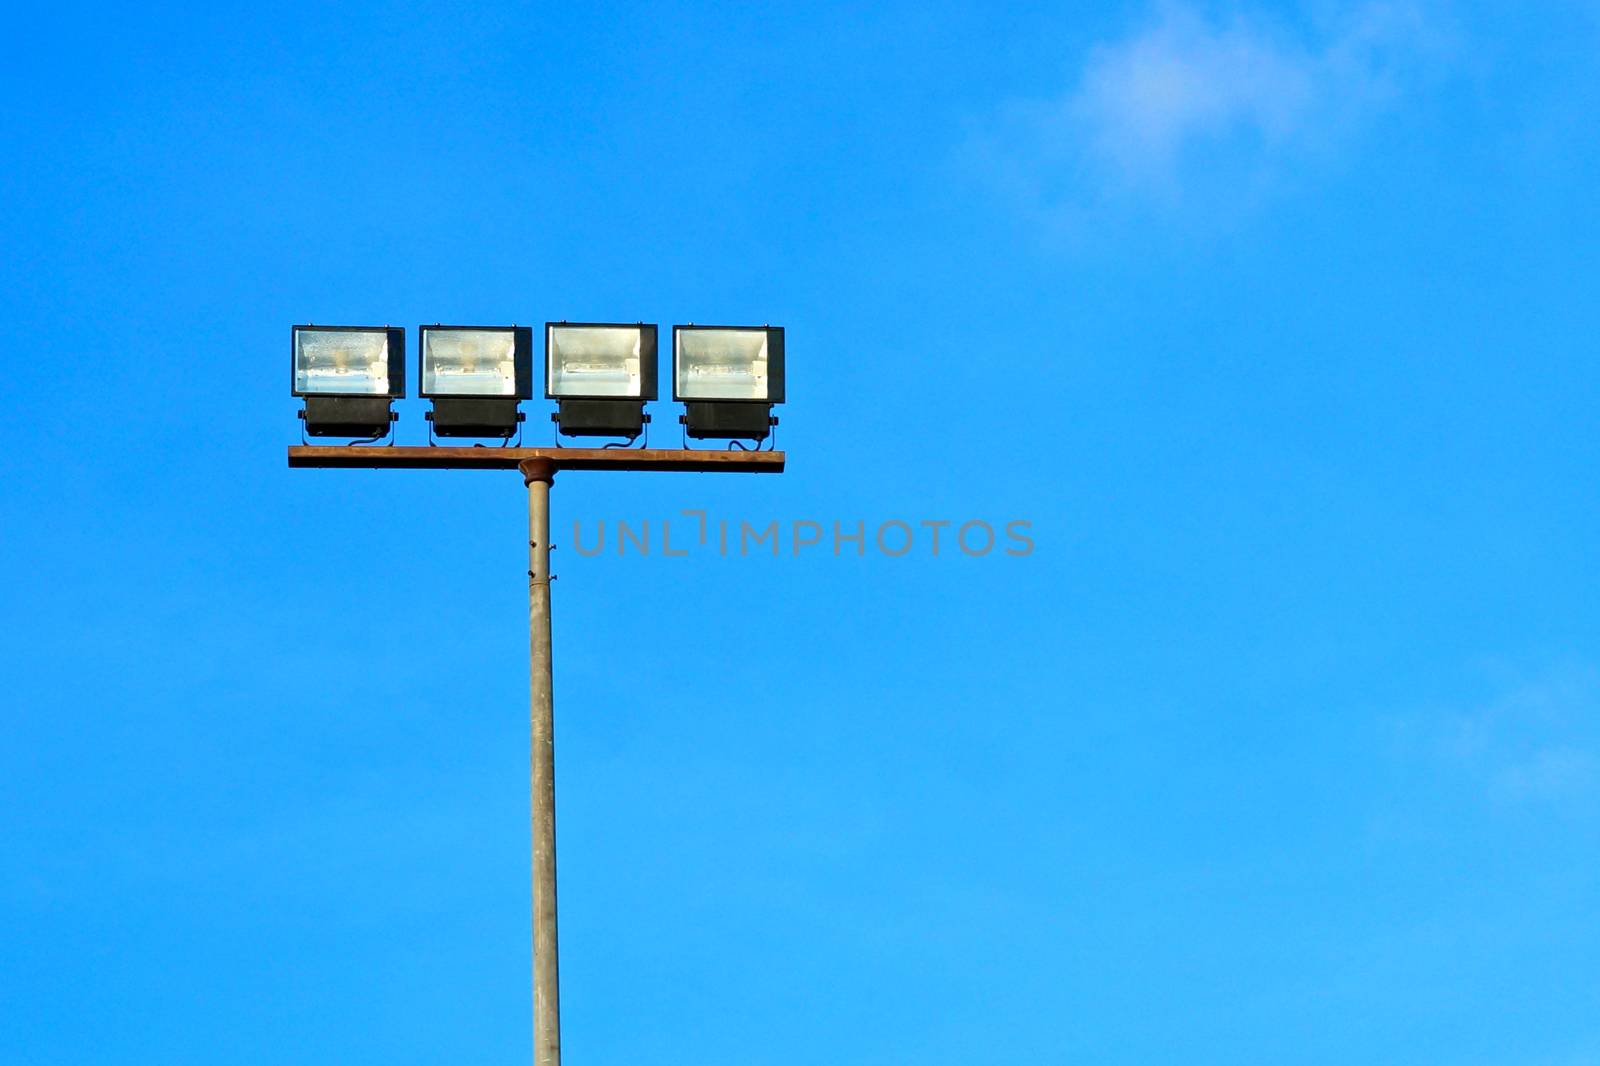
677, 329, 769, 400
423, 330, 518, 396
548, 326, 642, 397
294, 330, 390, 395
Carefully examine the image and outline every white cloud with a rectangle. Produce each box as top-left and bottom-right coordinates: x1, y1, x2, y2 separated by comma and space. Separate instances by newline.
985, 2, 1446, 218
1427, 668, 1600, 807
1073, 7, 1319, 180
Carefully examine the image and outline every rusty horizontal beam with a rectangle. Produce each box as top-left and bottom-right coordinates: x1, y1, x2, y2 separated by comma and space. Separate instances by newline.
288, 445, 784, 473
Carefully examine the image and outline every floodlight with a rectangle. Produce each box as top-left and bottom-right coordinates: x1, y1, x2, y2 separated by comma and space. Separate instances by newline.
419, 325, 533, 439
545, 323, 657, 438
673, 325, 785, 441
291, 325, 405, 438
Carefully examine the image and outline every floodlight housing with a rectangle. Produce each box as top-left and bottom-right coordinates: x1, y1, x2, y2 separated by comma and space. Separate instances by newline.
291, 325, 405, 438
545, 322, 657, 438
673, 325, 784, 441
419, 325, 534, 439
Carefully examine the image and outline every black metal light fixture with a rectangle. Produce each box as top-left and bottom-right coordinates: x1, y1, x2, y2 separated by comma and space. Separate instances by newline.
545, 322, 657, 438
673, 325, 785, 441
419, 325, 533, 439
292, 325, 406, 439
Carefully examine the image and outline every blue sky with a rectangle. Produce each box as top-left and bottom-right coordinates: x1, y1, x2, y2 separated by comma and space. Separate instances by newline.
3, 1, 1599, 1062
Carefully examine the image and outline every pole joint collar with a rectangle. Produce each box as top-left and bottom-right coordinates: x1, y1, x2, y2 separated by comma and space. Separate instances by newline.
519, 458, 557, 485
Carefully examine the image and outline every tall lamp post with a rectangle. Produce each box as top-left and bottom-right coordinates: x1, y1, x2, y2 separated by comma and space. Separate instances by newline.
289, 321, 785, 1065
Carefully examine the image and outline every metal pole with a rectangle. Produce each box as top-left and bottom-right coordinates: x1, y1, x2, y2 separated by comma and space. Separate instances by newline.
522, 458, 560, 1066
